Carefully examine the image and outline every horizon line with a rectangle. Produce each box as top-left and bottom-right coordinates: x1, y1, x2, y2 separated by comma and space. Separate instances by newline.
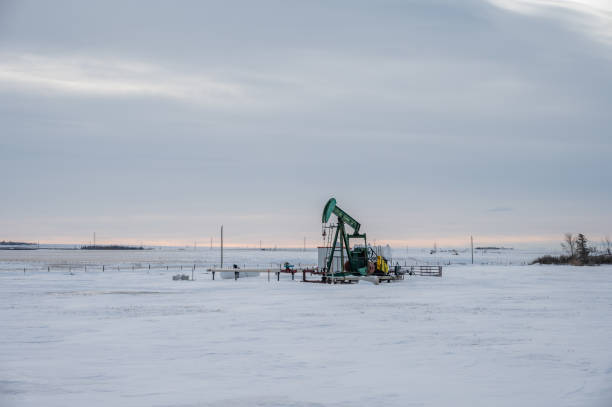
0, 234, 575, 249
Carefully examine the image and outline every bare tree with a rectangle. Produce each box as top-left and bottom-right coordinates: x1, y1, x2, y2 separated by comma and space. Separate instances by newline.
561, 233, 576, 257
604, 235, 611, 255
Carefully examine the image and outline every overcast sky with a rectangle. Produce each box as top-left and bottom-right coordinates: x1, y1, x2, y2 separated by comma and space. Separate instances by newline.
1, 0, 611, 248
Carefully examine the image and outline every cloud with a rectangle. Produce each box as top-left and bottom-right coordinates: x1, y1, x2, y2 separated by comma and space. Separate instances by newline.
487, 206, 514, 212
487, 0, 612, 44
0, 53, 247, 106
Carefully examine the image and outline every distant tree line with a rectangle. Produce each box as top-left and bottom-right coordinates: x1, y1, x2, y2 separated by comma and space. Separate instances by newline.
532, 233, 612, 265
0, 241, 35, 246
81, 245, 144, 250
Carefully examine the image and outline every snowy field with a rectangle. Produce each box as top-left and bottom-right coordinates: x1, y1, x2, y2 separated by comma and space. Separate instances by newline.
0, 245, 552, 273
1, 249, 612, 406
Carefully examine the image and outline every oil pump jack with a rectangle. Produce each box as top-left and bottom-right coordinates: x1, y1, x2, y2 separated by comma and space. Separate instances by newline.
322, 198, 389, 277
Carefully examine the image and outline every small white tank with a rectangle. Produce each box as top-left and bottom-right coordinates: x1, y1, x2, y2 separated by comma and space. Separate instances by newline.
318, 246, 344, 273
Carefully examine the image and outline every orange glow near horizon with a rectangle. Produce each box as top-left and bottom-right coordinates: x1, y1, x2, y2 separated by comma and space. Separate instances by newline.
21, 233, 565, 249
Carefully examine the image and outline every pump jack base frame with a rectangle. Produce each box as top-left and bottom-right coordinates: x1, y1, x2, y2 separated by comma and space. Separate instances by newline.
302, 270, 403, 285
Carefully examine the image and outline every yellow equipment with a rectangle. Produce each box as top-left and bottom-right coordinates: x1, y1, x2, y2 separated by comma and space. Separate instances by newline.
376, 256, 389, 274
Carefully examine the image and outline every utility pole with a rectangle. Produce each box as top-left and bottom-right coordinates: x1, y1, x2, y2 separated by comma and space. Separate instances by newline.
220, 225, 224, 269
471, 235, 474, 264
210, 237, 213, 250
93, 232, 96, 247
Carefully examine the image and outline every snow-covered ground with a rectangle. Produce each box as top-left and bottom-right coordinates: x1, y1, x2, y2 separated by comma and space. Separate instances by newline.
1, 250, 611, 406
